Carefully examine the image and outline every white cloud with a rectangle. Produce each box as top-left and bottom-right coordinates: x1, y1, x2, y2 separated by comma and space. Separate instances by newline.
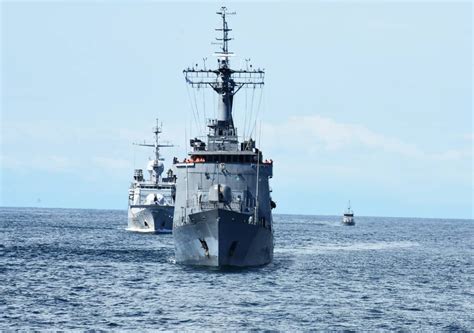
1, 154, 76, 172
92, 157, 131, 171
262, 115, 471, 162
1, 116, 470, 181
1, 154, 132, 177
464, 132, 474, 142
431, 149, 470, 161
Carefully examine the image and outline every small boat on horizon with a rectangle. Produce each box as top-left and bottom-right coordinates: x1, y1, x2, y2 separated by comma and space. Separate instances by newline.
342, 201, 355, 226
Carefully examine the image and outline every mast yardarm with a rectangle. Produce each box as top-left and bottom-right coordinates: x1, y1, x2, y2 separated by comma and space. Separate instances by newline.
183, 7, 264, 144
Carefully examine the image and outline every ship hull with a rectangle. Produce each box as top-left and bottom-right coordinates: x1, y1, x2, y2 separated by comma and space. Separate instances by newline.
127, 205, 174, 233
174, 208, 273, 267
342, 216, 355, 226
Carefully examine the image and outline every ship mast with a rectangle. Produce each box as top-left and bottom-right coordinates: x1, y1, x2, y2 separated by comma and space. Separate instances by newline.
183, 7, 265, 151
135, 119, 173, 161
134, 119, 174, 183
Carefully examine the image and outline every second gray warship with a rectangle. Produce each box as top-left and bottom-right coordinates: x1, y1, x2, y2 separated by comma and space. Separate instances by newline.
128, 120, 175, 233
172, 7, 275, 267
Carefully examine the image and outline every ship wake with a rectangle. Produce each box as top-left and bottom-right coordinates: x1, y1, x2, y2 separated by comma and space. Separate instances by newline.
276, 241, 419, 255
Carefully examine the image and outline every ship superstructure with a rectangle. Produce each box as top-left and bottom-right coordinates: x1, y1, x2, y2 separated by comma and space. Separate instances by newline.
128, 120, 175, 233
172, 7, 275, 266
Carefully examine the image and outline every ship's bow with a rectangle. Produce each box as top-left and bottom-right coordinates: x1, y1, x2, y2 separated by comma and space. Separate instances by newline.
174, 208, 273, 267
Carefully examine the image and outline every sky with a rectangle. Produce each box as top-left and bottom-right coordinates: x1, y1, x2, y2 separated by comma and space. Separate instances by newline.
1, 1, 472, 219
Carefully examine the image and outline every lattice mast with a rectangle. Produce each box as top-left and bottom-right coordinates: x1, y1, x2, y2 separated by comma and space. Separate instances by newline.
183, 7, 264, 149
134, 119, 173, 162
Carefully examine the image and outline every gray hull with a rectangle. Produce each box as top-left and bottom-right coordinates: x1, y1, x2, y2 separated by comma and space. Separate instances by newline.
128, 205, 174, 233
174, 209, 273, 267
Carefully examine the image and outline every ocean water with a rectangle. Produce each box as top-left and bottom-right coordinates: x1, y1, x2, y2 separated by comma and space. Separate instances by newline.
1, 207, 472, 331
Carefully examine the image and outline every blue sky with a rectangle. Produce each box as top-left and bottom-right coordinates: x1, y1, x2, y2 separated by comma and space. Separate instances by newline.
1, 1, 472, 219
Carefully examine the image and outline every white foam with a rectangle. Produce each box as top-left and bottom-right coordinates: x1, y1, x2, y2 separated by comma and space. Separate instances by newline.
125, 227, 172, 234
276, 241, 419, 255
125, 227, 157, 233
167, 257, 176, 264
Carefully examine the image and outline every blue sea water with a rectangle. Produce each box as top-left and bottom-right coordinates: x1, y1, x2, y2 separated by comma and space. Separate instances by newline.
0, 207, 472, 331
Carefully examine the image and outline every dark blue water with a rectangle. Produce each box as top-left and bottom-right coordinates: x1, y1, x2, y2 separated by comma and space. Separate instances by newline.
1, 207, 472, 330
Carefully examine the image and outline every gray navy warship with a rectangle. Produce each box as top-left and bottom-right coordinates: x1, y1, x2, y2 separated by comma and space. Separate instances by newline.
172, 7, 275, 267
128, 120, 175, 233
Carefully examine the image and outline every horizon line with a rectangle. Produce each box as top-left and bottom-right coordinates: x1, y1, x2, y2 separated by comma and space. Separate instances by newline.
0, 205, 472, 221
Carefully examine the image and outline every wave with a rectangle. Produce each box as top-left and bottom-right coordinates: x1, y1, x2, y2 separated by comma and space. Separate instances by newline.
276, 241, 419, 255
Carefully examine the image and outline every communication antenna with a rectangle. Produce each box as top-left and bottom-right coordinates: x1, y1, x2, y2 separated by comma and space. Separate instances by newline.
255, 120, 262, 224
